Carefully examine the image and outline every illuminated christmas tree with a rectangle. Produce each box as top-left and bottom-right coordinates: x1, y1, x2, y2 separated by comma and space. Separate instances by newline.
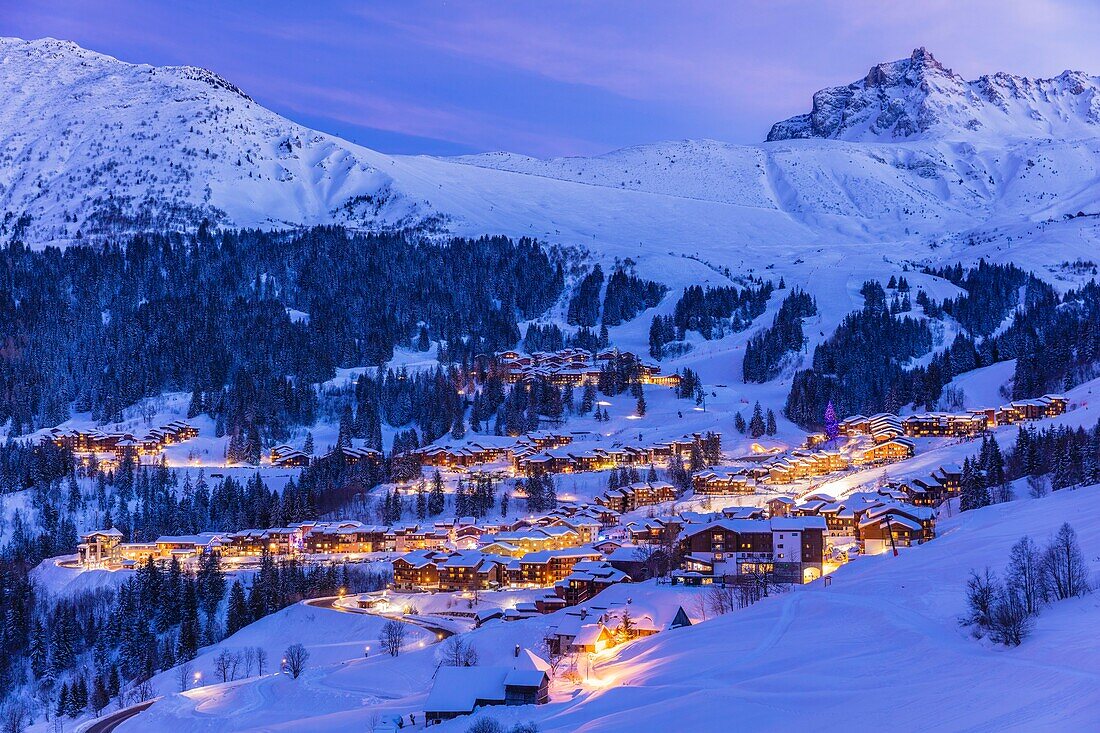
824, 400, 839, 441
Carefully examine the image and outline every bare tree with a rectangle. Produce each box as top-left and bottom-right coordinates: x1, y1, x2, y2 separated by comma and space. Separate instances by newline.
255, 646, 269, 676
706, 584, 738, 616
1041, 523, 1090, 601
439, 636, 479, 667
242, 646, 257, 678
1027, 474, 1049, 498
1006, 536, 1043, 615
176, 661, 194, 692
0, 701, 28, 733
965, 567, 998, 631
690, 589, 708, 622
284, 643, 310, 679
535, 637, 566, 679
989, 586, 1033, 646
214, 650, 243, 683
380, 619, 408, 657
132, 679, 155, 703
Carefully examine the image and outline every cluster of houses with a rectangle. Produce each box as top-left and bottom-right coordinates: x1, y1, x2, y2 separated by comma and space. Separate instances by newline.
595, 480, 679, 513
269, 443, 383, 468
76, 504, 614, 571
423, 595, 695, 724
671, 487, 938, 587
392, 546, 607, 593
494, 348, 681, 388
783, 489, 938, 554
839, 394, 1067, 440
413, 431, 573, 470
522, 433, 718, 477
45, 421, 199, 463
692, 436, 913, 496
514, 432, 719, 477
412, 431, 721, 478
692, 394, 1067, 498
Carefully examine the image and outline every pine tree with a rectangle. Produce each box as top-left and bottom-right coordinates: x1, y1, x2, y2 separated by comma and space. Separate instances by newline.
765, 409, 777, 436
29, 618, 48, 678
72, 678, 88, 715
668, 453, 690, 496
635, 392, 647, 416
749, 402, 766, 438
56, 682, 69, 719
303, 432, 314, 455
226, 580, 250, 637
92, 674, 111, 715
428, 471, 445, 516
416, 481, 428, 520
177, 581, 201, 661
734, 412, 746, 434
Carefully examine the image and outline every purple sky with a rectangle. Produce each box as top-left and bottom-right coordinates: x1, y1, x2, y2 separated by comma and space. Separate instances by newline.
3, 0, 1100, 156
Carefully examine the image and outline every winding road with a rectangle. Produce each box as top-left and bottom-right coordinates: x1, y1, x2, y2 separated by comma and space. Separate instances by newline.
304, 595, 456, 640
81, 700, 156, 733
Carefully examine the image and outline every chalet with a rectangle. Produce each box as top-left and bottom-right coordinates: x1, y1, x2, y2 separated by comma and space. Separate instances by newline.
853, 437, 915, 465
556, 560, 631, 606
304, 523, 387, 554
932, 464, 962, 493
438, 552, 506, 592
1009, 394, 1067, 420
569, 623, 614, 654
606, 545, 670, 581
510, 547, 603, 587
903, 412, 987, 438
766, 496, 795, 517
674, 516, 827, 585
324, 446, 383, 466
392, 550, 442, 591
868, 413, 905, 442
693, 468, 755, 495
272, 448, 311, 467
897, 475, 951, 507
595, 480, 677, 513
423, 649, 550, 725
856, 504, 936, 553
77, 528, 124, 567
720, 505, 766, 521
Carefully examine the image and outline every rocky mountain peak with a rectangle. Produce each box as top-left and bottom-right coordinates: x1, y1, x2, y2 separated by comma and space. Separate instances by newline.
767, 48, 1100, 142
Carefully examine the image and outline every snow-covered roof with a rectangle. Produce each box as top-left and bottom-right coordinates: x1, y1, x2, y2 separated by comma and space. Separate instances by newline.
424, 667, 508, 713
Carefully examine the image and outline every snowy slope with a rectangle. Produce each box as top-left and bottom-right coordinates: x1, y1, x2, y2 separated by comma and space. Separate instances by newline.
512, 487, 1100, 733
3, 37, 1100, 295
0, 37, 426, 243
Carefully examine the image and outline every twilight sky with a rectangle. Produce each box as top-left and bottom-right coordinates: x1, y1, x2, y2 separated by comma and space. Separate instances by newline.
3, 1, 1100, 157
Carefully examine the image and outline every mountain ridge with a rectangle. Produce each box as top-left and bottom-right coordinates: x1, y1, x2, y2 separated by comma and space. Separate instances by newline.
1, 36, 1099, 286
768, 47, 1100, 142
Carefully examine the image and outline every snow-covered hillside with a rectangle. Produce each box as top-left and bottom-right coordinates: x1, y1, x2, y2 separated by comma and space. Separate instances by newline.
0, 37, 427, 242
4, 37, 1100, 293
507, 486, 1100, 733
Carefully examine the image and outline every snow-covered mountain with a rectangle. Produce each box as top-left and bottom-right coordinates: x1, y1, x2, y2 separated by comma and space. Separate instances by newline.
768, 47, 1100, 142
2, 37, 1100, 290
0, 37, 431, 242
